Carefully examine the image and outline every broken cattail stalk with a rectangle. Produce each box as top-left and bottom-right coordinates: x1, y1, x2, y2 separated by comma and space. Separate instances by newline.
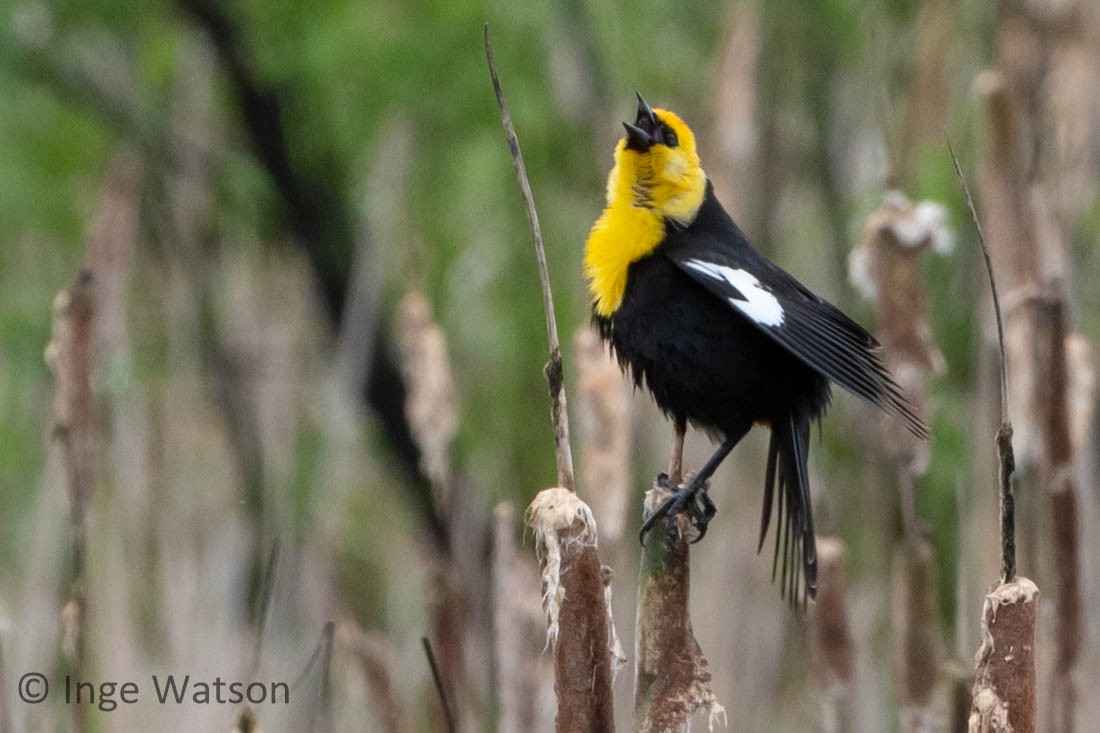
851, 190, 947, 732
972, 11, 1086, 719
849, 190, 948, 508
811, 537, 854, 733
892, 537, 943, 733
1033, 296, 1081, 733
46, 147, 141, 733
950, 140, 1037, 733
968, 579, 1039, 733
527, 489, 621, 732
46, 271, 96, 733
425, 567, 465, 733
393, 288, 483, 730
396, 291, 458, 499
486, 25, 620, 730
633, 482, 723, 733
574, 327, 631, 556
952, 141, 1017, 584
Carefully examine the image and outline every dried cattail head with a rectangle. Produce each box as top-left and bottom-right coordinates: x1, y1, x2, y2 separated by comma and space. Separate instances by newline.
524, 488, 599, 649
850, 191, 948, 473
396, 291, 458, 498
525, 488, 621, 727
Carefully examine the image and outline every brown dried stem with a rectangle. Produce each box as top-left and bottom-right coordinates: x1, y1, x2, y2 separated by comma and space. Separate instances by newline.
487, 26, 617, 728
526, 489, 618, 732
1034, 295, 1081, 733
852, 190, 944, 731
969, 579, 1039, 733
46, 149, 139, 732
484, 24, 574, 491
970, 8, 1089, 724
949, 141, 1016, 585
633, 486, 722, 733
893, 537, 942, 733
397, 292, 459, 499
811, 538, 854, 733
950, 135, 1037, 733
48, 271, 94, 733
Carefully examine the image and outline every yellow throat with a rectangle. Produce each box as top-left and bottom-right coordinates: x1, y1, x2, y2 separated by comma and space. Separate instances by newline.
584, 107, 707, 317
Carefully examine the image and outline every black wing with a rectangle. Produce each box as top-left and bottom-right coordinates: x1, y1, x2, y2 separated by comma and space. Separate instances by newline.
664, 185, 929, 439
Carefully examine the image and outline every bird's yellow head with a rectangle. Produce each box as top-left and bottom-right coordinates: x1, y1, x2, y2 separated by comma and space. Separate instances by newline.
608, 94, 706, 222
585, 94, 708, 317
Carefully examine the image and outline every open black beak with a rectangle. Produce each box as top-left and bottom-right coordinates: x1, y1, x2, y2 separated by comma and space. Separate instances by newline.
623, 92, 659, 151
635, 92, 658, 130
622, 121, 652, 151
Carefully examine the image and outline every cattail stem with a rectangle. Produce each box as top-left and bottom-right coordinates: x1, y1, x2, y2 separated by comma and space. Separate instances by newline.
47, 271, 96, 733
950, 131, 1037, 732
633, 484, 723, 732
488, 26, 619, 730
969, 579, 1039, 732
485, 24, 574, 491
950, 141, 1017, 584
852, 188, 945, 731
527, 489, 618, 732
812, 538, 854, 733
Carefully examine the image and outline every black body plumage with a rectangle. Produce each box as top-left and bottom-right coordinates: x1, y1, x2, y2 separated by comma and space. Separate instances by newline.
595, 181, 928, 600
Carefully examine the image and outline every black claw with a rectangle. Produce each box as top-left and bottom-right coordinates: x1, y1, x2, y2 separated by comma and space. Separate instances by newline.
638, 474, 717, 546
688, 492, 718, 544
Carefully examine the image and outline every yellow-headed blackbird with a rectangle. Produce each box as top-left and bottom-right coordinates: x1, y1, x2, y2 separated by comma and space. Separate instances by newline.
585, 94, 929, 599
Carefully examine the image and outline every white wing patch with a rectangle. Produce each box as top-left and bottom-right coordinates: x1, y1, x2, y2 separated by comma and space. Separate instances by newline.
683, 259, 785, 327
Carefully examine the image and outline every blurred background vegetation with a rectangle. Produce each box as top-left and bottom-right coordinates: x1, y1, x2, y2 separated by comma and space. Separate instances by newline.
0, 0, 1097, 730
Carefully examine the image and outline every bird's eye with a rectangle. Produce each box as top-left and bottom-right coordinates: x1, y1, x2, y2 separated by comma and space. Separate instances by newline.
662, 126, 678, 147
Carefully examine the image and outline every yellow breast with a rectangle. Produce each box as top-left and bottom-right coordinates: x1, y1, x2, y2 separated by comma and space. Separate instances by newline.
583, 117, 706, 317
584, 198, 666, 317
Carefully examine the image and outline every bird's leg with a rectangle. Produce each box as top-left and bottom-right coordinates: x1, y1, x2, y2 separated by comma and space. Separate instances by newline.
667, 417, 686, 485
641, 435, 737, 544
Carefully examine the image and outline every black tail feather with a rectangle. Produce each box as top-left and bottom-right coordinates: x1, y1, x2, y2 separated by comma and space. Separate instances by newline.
760, 416, 818, 603
758, 438, 779, 553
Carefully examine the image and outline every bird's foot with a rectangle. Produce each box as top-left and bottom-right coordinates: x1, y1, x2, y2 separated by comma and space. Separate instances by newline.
639, 474, 716, 545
